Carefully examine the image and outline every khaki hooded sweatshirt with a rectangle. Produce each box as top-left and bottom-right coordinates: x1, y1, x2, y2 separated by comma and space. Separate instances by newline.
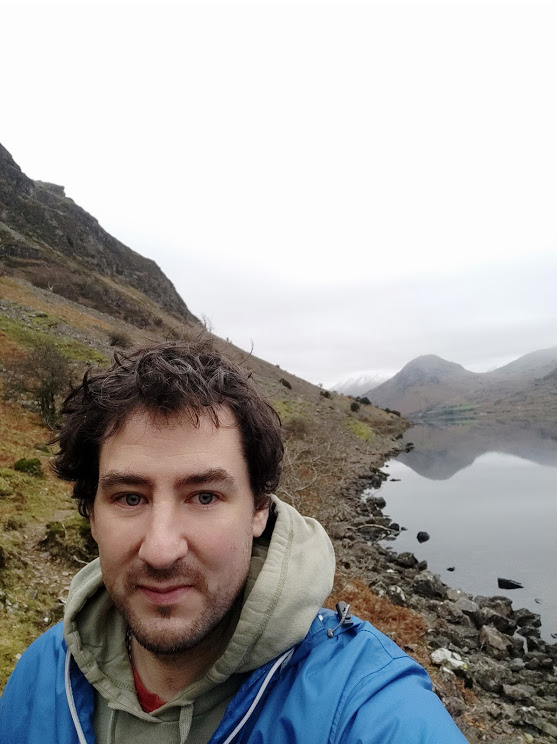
63, 496, 335, 744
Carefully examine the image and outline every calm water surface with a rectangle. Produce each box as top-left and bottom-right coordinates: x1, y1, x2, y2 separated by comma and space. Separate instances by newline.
376, 423, 557, 642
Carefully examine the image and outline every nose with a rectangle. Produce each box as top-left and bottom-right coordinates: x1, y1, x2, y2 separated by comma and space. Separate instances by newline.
137, 502, 189, 570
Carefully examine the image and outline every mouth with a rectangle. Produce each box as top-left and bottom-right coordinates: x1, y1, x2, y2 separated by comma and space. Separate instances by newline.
137, 584, 194, 605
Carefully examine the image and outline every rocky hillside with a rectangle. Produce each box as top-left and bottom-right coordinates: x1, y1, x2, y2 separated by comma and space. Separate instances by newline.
0, 143, 198, 330
365, 351, 557, 420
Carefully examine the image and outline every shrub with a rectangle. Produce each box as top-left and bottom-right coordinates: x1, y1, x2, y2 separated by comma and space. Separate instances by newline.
320, 390, 332, 399
285, 416, 311, 439
41, 515, 98, 564
108, 329, 133, 348
3, 341, 74, 427
358, 397, 371, 406
280, 378, 292, 390
350, 401, 360, 413
13, 458, 43, 478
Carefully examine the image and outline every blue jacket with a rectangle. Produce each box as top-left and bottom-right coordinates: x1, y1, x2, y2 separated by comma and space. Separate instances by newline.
0, 610, 468, 744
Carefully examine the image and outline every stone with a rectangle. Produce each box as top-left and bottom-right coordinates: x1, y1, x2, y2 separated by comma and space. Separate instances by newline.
518, 625, 541, 638
454, 596, 480, 617
526, 636, 548, 654
479, 625, 514, 660
386, 585, 407, 606
431, 647, 467, 671
417, 531, 430, 543
513, 607, 542, 628
467, 657, 511, 692
437, 601, 473, 627
443, 626, 481, 652
367, 494, 386, 509
475, 607, 517, 635
501, 683, 535, 702
412, 570, 448, 600
524, 652, 554, 670
521, 712, 557, 739
393, 551, 418, 568
497, 577, 523, 590
474, 595, 513, 618
330, 525, 348, 540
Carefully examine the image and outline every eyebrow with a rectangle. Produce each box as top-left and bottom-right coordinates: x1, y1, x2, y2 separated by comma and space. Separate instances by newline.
98, 468, 237, 491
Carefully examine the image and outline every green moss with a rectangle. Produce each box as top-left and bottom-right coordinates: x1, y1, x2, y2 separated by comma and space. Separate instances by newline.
0, 578, 65, 693
0, 314, 108, 365
13, 458, 43, 478
271, 398, 293, 421
0, 467, 72, 524
346, 418, 375, 442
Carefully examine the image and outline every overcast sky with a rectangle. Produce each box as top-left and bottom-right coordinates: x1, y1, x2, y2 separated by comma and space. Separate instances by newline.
2, 0, 555, 387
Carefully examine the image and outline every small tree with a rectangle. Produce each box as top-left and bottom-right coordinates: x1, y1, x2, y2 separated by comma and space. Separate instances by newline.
4, 342, 74, 428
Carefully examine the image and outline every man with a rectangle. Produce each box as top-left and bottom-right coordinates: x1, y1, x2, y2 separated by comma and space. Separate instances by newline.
0, 341, 468, 743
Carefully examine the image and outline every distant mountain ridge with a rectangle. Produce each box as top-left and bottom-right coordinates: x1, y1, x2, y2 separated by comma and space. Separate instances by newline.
365, 350, 557, 419
0, 143, 198, 330
331, 374, 387, 397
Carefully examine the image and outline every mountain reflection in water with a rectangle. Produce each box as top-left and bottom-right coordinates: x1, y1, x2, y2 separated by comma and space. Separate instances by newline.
380, 421, 557, 642
398, 420, 557, 479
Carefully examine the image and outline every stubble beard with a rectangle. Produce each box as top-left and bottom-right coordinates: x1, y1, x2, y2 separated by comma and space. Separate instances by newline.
106, 562, 249, 658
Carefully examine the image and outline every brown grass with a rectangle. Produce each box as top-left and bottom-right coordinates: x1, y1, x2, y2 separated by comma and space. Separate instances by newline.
0, 398, 51, 466
326, 574, 430, 666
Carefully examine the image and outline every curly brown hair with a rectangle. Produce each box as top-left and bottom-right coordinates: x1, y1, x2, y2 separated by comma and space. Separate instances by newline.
53, 340, 283, 516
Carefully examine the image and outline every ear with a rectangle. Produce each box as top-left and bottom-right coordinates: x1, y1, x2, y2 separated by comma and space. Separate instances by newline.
252, 506, 269, 538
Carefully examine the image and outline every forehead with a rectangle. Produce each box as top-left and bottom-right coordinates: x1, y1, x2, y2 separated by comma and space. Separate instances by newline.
99, 406, 244, 461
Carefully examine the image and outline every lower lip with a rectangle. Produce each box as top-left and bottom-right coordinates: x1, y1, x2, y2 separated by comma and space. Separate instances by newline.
138, 586, 193, 604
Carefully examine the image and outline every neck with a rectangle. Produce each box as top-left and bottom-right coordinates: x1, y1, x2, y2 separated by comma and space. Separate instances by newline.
129, 618, 233, 702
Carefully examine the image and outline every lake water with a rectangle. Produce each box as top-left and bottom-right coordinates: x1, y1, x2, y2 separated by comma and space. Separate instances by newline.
376, 421, 557, 642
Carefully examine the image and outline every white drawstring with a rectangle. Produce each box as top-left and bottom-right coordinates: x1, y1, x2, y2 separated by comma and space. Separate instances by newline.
221, 648, 294, 744
65, 644, 294, 744
65, 649, 89, 744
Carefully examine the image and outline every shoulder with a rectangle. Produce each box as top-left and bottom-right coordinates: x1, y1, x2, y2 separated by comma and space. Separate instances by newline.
0, 623, 91, 744
1, 622, 95, 743
298, 609, 421, 675
249, 611, 469, 743
2, 622, 66, 687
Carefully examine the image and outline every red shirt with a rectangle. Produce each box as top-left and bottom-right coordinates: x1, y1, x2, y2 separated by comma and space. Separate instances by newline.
132, 666, 166, 713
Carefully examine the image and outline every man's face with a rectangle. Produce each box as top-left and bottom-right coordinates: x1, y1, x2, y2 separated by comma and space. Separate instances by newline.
90, 407, 268, 656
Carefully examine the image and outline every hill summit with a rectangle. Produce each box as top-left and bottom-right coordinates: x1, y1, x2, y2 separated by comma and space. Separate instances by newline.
366, 355, 481, 415
0, 143, 198, 330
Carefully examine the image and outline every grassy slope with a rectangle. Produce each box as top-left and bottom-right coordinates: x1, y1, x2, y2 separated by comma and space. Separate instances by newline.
0, 275, 412, 690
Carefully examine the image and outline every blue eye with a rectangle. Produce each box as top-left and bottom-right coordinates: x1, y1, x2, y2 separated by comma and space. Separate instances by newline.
124, 493, 142, 506
197, 492, 216, 505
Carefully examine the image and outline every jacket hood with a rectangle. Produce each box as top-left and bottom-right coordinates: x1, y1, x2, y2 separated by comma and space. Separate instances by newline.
63, 495, 335, 717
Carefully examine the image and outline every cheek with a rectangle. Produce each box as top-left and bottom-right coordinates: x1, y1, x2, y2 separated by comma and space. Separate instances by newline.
93, 516, 137, 561
202, 527, 253, 571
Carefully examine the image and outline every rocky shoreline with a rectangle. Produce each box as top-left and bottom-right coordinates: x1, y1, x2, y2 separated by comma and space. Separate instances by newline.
332, 464, 557, 744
